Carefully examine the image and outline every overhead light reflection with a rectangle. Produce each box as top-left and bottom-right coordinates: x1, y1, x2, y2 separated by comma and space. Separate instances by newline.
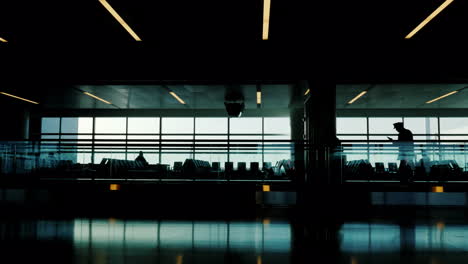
99, 0, 142, 41
425, 90, 458, 104
0, 38, 7, 43
262, 0, 271, 40
347, 91, 367, 104
304, 89, 310, 95
84, 91, 112, 104
0, 92, 39, 104
405, 0, 454, 39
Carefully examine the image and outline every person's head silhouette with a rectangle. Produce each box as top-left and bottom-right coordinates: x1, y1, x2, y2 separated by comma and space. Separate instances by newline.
393, 122, 404, 133
138, 151, 144, 156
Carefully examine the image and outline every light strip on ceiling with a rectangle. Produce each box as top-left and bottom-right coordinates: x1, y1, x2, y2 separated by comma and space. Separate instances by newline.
0, 92, 39, 104
425, 90, 458, 104
99, 0, 142, 41
257, 91, 262, 104
83, 91, 112, 104
347, 91, 367, 104
405, 0, 454, 39
0, 38, 7, 43
304, 89, 310, 95
170, 91, 186, 104
262, 0, 271, 40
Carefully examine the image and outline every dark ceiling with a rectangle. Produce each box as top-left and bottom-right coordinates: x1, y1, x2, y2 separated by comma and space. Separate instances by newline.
1, 0, 468, 81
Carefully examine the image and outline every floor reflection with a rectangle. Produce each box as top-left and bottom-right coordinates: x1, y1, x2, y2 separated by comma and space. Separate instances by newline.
0, 218, 292, 264
339, 221, 468, 264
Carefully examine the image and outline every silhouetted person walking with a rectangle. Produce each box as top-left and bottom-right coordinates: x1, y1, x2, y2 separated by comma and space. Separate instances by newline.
135, 151, 149, 166
388, 122, 415, 184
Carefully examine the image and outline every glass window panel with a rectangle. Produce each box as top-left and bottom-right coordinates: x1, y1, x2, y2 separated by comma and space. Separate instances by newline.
41, 117, 60, 134
264, 117, 290, 135
195, 118, 228, 134
161, 154, 192, 168
95, 117, 126, 134
40, 118, 60, 162
368, 117, 402, 135
127, 152, 159, 165
229, 118, 262, 134
337, 135, 367, 141
403, 117, 438, 135
162, 118, 194, 134
337, 117, 367, 134
61, 117, 93, 133
128, 117, 159, 134
264, 135, 291, 168
440, 117, 468, 140
230, 135, 262, 169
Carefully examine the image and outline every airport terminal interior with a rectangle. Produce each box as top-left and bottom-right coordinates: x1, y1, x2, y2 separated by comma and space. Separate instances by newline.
3, 0, 468, 264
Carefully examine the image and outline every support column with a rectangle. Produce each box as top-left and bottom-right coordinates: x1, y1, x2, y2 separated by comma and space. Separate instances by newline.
0, 108, 30, 140
304, 79, 337, 185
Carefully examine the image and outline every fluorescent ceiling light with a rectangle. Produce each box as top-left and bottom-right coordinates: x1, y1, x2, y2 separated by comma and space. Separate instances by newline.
405, 0, 454, 39
304, 89, 310, 95
170, 91, 186, 104
0, 38, 7, 43
99, 0, 142, 41
262, 0, 271, 40
425, 90, 458, 104
256, 91, 262, 104
0, 92, 39, 104
83, 91, 112, 104
347, 91, 367, 104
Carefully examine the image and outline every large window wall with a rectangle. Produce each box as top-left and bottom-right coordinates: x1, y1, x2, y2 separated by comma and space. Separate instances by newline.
40, 117, 291, 168
337, 116, 468, 171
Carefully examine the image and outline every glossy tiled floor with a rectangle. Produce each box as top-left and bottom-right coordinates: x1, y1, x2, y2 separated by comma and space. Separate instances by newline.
1, 208, 468, 264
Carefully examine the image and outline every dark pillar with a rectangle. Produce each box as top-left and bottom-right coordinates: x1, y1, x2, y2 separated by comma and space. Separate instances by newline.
0, 108, 30, 140
290, 84, 305, 186
304, 79, 336, 185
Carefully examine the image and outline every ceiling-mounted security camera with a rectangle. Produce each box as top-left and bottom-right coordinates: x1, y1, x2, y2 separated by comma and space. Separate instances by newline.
224, 87, 245, 117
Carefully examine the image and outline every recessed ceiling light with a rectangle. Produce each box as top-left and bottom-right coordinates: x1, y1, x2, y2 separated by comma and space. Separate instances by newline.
170, 91, 186, 104
0, 38, 7, 43
99, 0, 142, 41
347, 91, 367, 104
425, 90, 458, 104
83, 91, 112, 104
405, 0, 454, 39
262, 0, 271, 40
0, 92, 39, 104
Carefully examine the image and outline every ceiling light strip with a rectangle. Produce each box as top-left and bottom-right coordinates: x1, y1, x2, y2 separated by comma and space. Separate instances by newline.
0, 38, 7, 43
256, 91, 262, 104
425, 90, 458, 104
405, 0, 454, 39
347, 91, 367, 104
83, 92, 112, 104
169, 91, 186, 104
0, 92, 39, 104
99, 0, 142, 41
262, 0, 271, 40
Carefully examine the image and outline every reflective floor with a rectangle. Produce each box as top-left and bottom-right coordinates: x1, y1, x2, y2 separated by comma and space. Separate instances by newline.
2, 209, 468, 264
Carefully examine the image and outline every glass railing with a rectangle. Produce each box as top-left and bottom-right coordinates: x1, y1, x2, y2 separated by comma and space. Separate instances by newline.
0, 139, 295, 184
338, 140, 468, 183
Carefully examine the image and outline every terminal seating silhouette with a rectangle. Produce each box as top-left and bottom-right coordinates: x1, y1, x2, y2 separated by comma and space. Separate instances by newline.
250, 162, 261, 179
182, 159, 211, 178
345, 159, 374, 180
224, 162, 234, 179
